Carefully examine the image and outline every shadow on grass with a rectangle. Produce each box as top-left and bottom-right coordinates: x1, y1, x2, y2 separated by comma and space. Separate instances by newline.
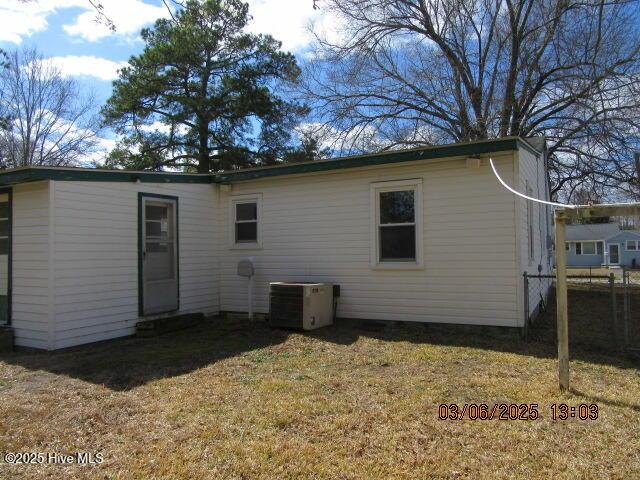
1, 289, 638, 392
0, 317, 291, 391
570, 388, 640, 412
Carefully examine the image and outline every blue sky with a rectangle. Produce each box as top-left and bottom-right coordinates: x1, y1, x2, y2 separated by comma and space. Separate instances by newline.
0, 0, 339, 158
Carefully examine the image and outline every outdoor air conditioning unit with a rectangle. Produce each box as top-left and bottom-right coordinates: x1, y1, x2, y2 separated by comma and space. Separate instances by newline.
269, 282, 339, 330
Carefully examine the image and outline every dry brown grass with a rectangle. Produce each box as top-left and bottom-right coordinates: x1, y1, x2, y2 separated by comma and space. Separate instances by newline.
1, 308, 639, 479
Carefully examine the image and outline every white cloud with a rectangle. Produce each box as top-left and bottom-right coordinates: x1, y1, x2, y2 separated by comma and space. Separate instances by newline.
0, 0, 83, 44
48, 55, 127, 81
63, 0, 170, 42
0, 0, 168, 44
246, 0, 343, 53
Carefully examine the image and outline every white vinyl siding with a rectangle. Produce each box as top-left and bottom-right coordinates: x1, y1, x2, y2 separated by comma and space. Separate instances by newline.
517, 147, 553, 324
50, 181, 219, 349
219, 153, 521, 327
12, 182, 51, 349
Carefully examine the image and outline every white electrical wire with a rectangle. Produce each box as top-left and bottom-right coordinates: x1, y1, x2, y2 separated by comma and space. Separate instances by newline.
489, 158, 578, 209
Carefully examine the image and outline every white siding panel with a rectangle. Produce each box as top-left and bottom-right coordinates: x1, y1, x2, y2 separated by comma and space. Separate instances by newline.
220, 154, 521, 327
51, 181, 219, 348
12, 182, 51, 348
518, 146, 553, 324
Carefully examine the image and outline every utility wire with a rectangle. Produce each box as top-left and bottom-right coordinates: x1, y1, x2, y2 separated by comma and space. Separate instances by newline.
489, 158, 580, 209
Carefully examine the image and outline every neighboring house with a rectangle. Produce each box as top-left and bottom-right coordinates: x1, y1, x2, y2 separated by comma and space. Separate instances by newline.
565, 223, 640, 268
0, 137, 552, 350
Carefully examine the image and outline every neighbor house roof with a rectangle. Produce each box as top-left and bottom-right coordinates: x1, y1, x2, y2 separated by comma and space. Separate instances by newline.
565, 223, 621, 241
0, 136, 543, 187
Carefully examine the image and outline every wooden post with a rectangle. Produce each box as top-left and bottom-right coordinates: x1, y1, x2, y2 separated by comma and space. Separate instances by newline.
554, 210, 569, 391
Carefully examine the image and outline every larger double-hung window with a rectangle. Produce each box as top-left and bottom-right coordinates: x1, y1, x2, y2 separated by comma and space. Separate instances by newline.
370, 179, 423, 269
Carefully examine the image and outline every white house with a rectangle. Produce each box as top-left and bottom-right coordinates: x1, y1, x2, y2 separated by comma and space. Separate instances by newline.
0, 137, 553, 350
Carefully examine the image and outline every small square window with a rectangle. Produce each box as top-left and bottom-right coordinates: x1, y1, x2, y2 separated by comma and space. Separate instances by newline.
627, 241, 637, 251
230, 195, 262, 248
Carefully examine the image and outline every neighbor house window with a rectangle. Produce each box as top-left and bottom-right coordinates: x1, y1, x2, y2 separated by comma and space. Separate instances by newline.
230, 194, 262, 248
627, 240, 639, 251
370, 179, 423, 268
565, 242, 571, 251
576, 241, 596, 255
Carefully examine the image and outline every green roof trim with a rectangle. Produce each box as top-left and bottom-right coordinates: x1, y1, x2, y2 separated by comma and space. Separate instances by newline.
0, 167, 213, 186
215, 137, 540, 183
0, 137, 541, 186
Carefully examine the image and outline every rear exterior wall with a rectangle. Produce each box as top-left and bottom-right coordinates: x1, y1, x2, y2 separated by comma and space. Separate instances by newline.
219, 152, 523, 327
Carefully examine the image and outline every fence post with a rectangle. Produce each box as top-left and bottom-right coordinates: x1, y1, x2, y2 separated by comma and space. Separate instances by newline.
624, 270, 630, 348
554, 211, 569, 391
610, 272, 618, 350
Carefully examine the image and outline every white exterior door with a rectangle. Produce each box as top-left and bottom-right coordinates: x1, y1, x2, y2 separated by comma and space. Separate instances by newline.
609, 243, 620, 265
142, 197, 178, 315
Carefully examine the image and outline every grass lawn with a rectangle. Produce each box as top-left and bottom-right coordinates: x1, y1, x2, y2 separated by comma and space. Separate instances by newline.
1, 306, 639, 479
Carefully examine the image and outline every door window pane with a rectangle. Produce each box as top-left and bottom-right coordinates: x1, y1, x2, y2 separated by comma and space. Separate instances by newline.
380, 225, 416, 261
380, 190, 414, 224
146, 221, 162, 237
146, 205, 166, 221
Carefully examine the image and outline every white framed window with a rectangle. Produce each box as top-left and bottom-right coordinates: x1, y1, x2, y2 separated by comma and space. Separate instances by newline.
575, 241, 596, 255
229, 194, 262, 249
565, 242, 571, 251
370, 179, 423, 269
626, 240, 638, 251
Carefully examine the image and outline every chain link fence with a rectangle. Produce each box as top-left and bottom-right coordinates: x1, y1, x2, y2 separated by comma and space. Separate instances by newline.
524, 269, 640, 356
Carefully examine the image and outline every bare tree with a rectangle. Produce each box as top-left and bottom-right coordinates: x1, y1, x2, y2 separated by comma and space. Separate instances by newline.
0, 48, 100, 168
300, 0, 640, 199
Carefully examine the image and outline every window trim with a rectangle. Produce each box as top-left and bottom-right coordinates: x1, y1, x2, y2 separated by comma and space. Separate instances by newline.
229, 193, 262, 249
626, 240, 639, 251
370, 179, 424, 270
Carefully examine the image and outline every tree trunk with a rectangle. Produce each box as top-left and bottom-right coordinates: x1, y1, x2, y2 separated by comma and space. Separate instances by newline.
197, 121, 210, 173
